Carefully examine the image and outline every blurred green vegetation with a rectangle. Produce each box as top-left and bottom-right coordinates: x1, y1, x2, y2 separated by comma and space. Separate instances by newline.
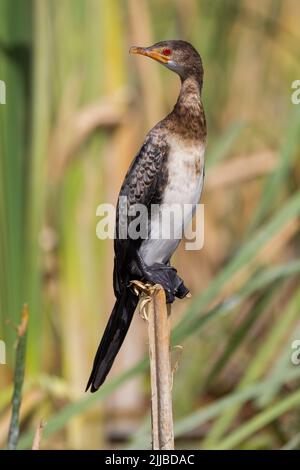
1, 0, 300, 450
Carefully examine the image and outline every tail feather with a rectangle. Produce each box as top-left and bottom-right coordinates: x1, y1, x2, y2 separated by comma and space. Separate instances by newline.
86, 288, 138, 392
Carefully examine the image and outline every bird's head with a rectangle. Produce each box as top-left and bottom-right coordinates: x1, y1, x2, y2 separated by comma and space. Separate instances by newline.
130, 40, 203, 82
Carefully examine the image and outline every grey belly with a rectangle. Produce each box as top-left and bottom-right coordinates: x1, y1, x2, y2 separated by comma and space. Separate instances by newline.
139, 177, 203, 265
139, 235, 181, 265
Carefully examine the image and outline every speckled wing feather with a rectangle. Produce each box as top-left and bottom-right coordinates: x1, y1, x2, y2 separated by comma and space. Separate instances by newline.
113, 132, 169, 297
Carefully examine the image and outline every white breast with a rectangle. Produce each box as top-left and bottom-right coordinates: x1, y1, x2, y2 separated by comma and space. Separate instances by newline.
139, 136, 205, 265
163, 136, 205, 208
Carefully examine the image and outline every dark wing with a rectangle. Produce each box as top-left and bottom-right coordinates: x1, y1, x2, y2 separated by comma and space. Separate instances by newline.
113, 133, 168, 296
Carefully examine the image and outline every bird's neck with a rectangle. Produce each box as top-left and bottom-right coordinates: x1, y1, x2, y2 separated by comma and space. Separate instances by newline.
175, 76, 202, 114
172, 75, 206, 141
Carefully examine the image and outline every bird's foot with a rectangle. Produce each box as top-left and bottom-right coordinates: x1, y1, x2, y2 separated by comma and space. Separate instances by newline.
144, 263, 190, 303
132, 253, 190, 303
130, 280, 156, 321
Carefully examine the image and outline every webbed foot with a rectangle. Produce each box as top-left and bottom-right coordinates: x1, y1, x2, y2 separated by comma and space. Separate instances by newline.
133, 253, 190, 303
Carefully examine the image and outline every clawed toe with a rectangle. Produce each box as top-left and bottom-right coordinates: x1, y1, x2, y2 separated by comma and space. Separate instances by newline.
175, 280, 190, 299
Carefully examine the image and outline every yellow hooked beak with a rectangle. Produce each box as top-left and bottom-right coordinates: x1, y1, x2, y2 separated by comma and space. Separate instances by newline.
129, 46, 169, 64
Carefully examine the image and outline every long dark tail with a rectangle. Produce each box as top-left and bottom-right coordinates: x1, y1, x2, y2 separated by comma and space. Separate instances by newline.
86, 288, 138, 392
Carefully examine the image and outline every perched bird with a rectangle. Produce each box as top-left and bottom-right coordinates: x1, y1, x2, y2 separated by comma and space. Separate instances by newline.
86, 40, 206, 392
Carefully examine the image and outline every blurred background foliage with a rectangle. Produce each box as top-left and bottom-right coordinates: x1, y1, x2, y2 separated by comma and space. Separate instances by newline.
1, 0, 300, 450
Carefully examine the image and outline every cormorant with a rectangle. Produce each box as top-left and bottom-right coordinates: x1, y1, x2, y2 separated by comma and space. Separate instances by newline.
86, 40, 206, 392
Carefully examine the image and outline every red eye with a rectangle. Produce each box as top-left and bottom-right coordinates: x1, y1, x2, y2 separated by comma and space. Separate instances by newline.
163, 48, 171, 56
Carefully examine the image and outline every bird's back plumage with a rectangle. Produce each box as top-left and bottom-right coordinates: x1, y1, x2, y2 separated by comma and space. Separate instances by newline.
86, 135, 168, 392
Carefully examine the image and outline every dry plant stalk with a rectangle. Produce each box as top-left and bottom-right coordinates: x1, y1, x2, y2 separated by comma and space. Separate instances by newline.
148, 286, 174, 450
32, 421, 45, 450
132, 281, 174, 450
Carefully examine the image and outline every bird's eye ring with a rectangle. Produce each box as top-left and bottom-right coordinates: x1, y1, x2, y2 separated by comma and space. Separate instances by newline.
162, 48, 171, 56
